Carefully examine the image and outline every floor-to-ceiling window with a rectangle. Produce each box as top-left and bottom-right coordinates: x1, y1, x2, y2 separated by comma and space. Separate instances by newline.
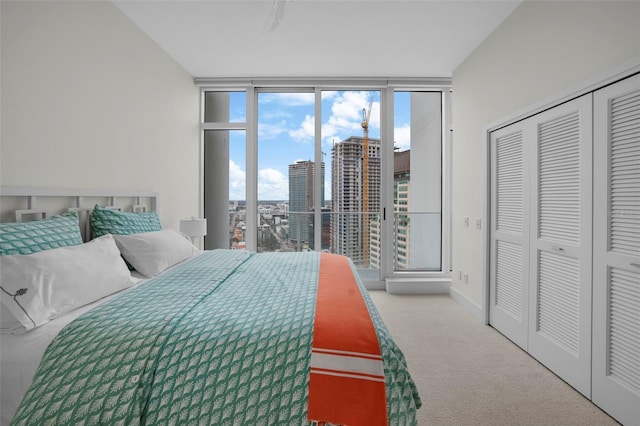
256, 90, 316, 253
199, 79, 451, 288
391, 91, 442, 271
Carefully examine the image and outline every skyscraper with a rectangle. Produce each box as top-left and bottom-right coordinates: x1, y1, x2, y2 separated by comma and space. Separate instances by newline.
288, 160, 324, 248
330, 136, 380, 266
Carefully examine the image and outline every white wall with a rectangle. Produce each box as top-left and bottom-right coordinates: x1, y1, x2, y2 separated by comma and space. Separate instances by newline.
0, 1, 200, 232
451, 1, 640, 315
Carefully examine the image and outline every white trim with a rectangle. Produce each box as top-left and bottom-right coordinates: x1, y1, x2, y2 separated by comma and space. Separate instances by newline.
245, 86, 258, 252
0, 187, 159, 216
442, 89, 453, 275
380, 87, 395, 281
363, 280, 385, 291
195, 76, 452, 89
450, 286, 484, 323
201, 122, 246, 130
0, 187, 157, 199
385, 277, 451, 295
313, 87, 323, 252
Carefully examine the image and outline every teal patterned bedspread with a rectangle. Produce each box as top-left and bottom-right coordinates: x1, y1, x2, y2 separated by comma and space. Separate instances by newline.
12, 250, 421, 425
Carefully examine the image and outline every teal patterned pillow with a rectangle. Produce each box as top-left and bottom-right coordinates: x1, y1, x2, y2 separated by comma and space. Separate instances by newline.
91, 205, 162, 239
0, 212, 83, 256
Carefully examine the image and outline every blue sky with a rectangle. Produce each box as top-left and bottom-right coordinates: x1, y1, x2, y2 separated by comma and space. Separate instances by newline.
227, 90, 411, 201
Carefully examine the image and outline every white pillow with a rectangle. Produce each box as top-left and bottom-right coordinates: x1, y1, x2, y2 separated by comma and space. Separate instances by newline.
0, 234, 133, 334
113, 229, 199, 278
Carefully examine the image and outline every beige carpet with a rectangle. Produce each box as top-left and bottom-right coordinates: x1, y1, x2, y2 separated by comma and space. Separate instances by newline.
368, 292, 619, 426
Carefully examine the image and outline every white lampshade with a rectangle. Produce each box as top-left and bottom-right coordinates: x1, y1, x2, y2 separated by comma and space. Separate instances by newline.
179, 218, 207, 238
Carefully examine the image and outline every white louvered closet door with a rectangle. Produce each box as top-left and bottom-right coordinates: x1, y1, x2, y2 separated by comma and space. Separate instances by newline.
489, 124, 530, 350
592, 74, 640, 426
527, 94, 593, 398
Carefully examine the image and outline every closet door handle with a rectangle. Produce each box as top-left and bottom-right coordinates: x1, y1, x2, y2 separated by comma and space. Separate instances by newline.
551, 245, 564, 252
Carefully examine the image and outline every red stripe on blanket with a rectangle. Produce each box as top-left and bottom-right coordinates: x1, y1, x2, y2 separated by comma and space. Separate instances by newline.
308, 253, 388, 426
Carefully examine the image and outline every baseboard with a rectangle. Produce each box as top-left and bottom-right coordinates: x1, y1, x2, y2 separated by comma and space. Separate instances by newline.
449, 286, 484, 323
364, 280, 386, 291
385, 277, 451, 295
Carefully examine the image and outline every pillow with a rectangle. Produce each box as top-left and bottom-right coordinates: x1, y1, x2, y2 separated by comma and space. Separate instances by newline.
0, 234, 133, 334
113, 229, 199, 278
90, 205, 162, 239
0, 212, 83, 256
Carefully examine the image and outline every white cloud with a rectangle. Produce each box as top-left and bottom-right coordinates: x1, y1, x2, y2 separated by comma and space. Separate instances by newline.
289, 114, 314, 142
229, 162, 290, 201
321, 91, 380, 146
261, 92, 314, 106
268, 90, 381, 149
394, 125, 411, 151
258, 120, 289, 140
229, 160, 246, 201
258, 168, 288, 200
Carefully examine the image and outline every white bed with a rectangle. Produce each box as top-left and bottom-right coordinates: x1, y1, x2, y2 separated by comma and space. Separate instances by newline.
0, 187, 421, 426
1, 275, 148, 424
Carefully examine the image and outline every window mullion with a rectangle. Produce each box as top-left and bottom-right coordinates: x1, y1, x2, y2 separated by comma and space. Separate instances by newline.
245, 86, 258, 251
314, 87, 323, 252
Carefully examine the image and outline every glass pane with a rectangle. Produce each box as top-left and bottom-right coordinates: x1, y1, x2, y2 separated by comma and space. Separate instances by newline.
204, 129, 246, 250
204, 91, 246, 123
257, 91, 317, 253
393, 91, 442, 270
228, 130, 247, 249
202, 90, 247, 250
322, 90, 381, 270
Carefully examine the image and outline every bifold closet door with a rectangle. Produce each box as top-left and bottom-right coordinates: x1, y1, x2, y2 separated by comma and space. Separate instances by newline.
592, 74, 640, 426
489, 124, 530, 350
526, 94, 593, 398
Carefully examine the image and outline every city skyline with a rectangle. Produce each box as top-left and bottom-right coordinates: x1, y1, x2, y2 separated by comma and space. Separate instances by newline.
227, 90, 413, 201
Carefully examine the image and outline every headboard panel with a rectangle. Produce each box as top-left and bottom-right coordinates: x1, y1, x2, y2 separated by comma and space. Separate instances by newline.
0, 187, 159, 242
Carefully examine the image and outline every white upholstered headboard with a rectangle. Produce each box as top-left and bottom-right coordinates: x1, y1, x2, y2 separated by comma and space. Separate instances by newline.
0, 187, 159, 242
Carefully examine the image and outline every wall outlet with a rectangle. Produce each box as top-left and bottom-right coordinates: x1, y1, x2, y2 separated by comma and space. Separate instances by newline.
464, 216, 470, 227
475, 218, 482, 230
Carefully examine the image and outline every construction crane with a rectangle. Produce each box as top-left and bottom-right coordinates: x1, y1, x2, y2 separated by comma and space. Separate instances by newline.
361, 97, 372, 267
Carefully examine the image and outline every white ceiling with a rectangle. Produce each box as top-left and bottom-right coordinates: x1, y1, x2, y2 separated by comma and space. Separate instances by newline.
113, 0, 522, 79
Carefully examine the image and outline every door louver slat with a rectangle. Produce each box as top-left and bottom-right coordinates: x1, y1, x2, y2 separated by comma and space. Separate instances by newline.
496, 240, 523, 319
538, 112, 581, 245
609, 267, 640, 394
496, 132, 523, 234
609, 89, 640, 257
537, 251, 580, 355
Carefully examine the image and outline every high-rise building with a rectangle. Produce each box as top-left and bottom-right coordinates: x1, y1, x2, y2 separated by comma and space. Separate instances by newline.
370, 149, 411, 269
288, 160, 324, 247
330, 136, 380, 266
393, 150, 411, 269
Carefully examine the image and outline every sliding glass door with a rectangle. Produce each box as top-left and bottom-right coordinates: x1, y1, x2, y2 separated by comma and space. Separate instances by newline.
391, 91, 442, 271
200, 80, 450, 286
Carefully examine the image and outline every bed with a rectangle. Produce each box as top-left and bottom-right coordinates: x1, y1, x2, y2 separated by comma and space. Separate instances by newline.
0, 188, 421, 426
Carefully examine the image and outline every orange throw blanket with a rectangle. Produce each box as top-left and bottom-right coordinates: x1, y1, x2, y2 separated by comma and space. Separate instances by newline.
308, 253, 388, 426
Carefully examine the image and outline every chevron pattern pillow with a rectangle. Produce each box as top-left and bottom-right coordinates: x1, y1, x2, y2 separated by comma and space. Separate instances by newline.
91, 205, 162, 239
0, 212, 83, 256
